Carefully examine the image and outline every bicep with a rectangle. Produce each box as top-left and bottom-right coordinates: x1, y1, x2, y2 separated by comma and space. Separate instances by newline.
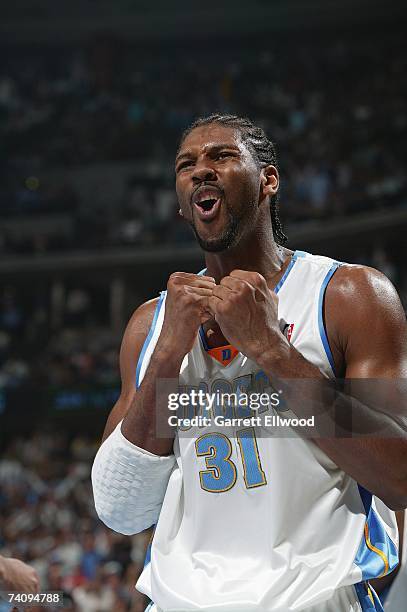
101, 299, 157, 441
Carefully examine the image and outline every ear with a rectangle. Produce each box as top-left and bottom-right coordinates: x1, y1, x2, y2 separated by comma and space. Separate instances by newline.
260, 165, 279, 201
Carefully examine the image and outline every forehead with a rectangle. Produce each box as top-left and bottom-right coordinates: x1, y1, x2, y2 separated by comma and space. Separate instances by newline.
179, 124, 246, 155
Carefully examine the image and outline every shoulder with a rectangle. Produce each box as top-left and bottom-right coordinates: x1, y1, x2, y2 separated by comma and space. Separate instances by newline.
324, 264, 407, 375
123, 297, 162, 342
326, 263, 402, 315
119, 297, 162, 390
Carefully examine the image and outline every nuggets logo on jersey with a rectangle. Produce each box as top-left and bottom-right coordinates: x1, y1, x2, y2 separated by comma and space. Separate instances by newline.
207, 344, 239, 366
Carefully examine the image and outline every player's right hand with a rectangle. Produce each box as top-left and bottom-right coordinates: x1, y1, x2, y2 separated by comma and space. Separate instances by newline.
159, 272, 216, 358
0, 556, 40, 594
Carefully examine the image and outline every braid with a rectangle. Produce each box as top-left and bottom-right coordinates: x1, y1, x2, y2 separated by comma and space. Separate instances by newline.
180, 114, 288, 245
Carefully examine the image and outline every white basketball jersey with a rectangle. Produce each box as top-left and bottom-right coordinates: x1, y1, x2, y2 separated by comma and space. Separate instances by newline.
135, 251, 398, 612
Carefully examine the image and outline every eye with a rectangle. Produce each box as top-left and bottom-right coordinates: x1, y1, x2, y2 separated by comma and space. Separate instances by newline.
176, 160, 194, 173
216, 151, 236, 161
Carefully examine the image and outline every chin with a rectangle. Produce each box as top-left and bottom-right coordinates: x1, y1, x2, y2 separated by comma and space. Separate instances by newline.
192, 220, 241, 253
199, 239, 231, 253
194, 230, 238, 253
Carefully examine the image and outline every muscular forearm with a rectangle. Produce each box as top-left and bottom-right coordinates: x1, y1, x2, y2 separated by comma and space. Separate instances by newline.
256, 343, 407, 509
121, 341, 184, 455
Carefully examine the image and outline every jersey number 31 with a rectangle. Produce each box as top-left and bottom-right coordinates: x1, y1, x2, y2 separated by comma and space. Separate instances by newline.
195, 428, 267, 493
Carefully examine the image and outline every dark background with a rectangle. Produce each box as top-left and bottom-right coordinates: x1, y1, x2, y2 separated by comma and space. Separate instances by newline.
0, 1, 406, 610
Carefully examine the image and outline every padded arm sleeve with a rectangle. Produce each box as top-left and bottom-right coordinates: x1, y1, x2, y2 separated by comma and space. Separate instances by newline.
91, 421, 176, 535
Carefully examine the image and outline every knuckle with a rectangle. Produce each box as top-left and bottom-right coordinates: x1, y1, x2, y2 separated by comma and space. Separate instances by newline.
168, 271, 188, 283
250, 271, 263, 285
169, 272, 180, 280
180, 292, 192, 305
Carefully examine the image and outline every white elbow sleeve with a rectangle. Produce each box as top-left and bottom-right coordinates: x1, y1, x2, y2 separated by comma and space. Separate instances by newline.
91, 421, 175, 535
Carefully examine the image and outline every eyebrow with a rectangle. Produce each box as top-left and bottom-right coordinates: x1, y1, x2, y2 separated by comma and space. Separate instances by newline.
175, 143, 240, 164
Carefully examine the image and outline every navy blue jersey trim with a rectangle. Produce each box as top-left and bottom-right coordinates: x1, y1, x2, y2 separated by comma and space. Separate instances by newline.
318, 262, 340, 375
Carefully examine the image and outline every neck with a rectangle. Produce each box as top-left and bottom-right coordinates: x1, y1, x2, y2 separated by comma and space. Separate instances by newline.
204, 224, 292, 286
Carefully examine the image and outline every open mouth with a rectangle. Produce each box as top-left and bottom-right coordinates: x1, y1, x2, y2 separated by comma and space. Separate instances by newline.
193, 197, 221, 221
198, 198, 217, 212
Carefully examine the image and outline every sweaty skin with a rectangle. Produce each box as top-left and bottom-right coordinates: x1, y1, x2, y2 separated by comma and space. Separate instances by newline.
102, 123, 407, 510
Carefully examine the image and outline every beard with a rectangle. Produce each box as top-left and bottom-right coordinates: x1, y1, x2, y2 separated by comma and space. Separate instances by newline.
189, 209, 242, 253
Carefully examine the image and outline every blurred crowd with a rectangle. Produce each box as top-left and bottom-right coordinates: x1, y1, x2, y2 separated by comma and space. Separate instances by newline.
0, 284, 119, 390
0, 31, 406, 254
0, 430, 151, 611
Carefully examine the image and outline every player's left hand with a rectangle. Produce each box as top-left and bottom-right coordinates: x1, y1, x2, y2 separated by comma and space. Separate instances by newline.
208, 270, 288, 361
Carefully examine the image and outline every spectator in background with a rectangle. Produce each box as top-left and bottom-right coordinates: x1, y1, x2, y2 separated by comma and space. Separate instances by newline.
72, 573, 115, 612
0, 289, 23, 336
80, 533, 102, 580
65, 289, 91, 328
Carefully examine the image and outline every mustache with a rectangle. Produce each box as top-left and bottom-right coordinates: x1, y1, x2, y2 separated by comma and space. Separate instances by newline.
190, 182, 224, 205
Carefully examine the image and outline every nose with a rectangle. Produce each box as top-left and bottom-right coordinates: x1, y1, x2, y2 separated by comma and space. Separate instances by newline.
192, 161, 216, 183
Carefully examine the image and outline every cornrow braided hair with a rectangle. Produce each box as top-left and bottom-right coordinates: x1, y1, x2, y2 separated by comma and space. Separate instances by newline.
180, 113, 287, 245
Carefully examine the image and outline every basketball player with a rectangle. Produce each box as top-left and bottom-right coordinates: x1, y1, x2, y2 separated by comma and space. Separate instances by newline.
92, 115, 407, 611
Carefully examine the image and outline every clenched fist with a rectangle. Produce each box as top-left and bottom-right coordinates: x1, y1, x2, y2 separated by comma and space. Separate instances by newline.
208, 270, 287, 361
158, 272, 216, 359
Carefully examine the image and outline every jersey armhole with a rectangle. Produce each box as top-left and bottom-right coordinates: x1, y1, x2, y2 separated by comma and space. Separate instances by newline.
135, 292, 166, 389
318, 262, 341, 376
